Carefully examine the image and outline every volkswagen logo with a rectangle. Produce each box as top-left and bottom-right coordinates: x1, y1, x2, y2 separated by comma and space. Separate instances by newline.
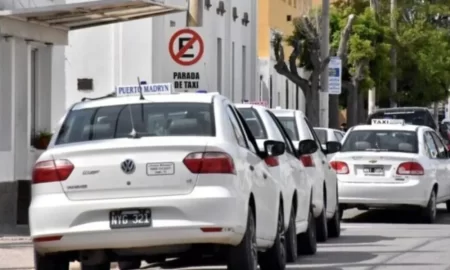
121, 159, 136, 174
369, 160, 377, 164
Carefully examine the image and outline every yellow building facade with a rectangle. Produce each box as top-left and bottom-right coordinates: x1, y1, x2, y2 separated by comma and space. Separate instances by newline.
258, 0, 313, 58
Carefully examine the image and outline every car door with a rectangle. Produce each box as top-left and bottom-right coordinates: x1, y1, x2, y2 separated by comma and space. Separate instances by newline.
228, 104, 277, 240
303, 117, 337, 216
269, 111, 309, 224
429, 131, 450, 201
423, 131, 441, 196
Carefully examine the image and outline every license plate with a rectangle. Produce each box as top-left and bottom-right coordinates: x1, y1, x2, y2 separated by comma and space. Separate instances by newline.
363, 166, 384, 175
146, 162, 175, 176
109, 209, 151, 229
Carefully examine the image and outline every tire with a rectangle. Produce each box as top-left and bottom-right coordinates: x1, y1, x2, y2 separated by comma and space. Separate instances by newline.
446, 200, 450, 213
82, 263, 110, 270
315, 205, 328, 242
422, 189, 437, 224
327, 202, 341, 238
34, 252, 69, 270
297, 207, 317, 255
118, 260, 141, 270
285, 207, 298, 263
227, 205, 258, 270
259, 207, 286, 270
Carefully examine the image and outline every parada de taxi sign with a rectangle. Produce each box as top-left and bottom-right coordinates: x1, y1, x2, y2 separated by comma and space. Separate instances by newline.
371, 119, 405, 125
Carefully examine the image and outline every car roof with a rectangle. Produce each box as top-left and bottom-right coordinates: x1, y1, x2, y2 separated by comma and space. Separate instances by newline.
351, 124, 421, 132
314, 127, 343, 133
72, 93, 218, 110
372, 107, 430, 113
270, 108, 303, 117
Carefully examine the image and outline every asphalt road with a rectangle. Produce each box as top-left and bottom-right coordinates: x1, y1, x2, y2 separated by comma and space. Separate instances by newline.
141, 204, 450, 270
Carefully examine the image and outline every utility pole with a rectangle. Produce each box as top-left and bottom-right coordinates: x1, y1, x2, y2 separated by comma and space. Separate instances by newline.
320, 0, 330, 127
390, 0, 397, 107
368, 0, 377, 115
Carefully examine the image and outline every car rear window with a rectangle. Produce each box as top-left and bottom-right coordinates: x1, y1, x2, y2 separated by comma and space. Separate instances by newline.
55, 103, 215, 145
313, 128, 327, 144
276, 117, 299, 141
238, 108, 268, 139
367, 110, 428, 126
341, 130, 418, 153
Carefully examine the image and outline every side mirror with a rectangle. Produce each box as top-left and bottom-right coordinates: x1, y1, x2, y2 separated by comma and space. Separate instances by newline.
325, 141, 342, 154
264, 140, 285, 157
298, 139, 318, 156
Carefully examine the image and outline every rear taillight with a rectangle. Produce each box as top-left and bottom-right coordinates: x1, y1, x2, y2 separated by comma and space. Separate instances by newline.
396, 162, 424, 175
330, 161, 349, 174
264, 156, 279, 167
300, 155, 315, 167
32, 159, 74, 184
183, 152, 236, 174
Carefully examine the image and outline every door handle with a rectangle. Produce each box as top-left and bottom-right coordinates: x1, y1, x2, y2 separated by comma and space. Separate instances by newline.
249, 165, 254, 171
263, 173, 267, 179
322, 160, 326, 164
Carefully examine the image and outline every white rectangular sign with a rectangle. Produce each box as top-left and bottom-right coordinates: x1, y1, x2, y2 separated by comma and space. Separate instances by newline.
115, 83, 173, 96
328, 57, 342, 95
371, 119, 405, 125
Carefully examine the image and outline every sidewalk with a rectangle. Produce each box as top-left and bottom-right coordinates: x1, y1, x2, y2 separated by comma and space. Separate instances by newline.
0, 236, 120, 270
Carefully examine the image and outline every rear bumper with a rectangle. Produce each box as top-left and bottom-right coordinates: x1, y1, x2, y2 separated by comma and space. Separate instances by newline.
30, 187, 247, 254
338, 178, 431, 208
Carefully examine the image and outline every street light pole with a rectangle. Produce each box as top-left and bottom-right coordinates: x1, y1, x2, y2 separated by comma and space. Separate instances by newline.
320, 0, 330, 127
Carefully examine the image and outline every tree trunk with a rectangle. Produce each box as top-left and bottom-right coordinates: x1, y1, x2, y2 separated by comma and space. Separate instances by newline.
347, 80, 359, 127
329, 96, 340, 128
357, 90, 366, 124
308, 75, 321, 126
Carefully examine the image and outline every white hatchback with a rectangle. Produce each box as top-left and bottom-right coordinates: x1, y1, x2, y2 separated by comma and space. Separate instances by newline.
237, 104, 318, 260
332, 119, 450, 223
271, 109, 341, 242
30, 90, 288, 270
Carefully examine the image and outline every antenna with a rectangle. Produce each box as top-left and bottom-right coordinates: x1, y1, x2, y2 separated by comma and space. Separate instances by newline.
137, 76, 145, 100
204, 62, 211, 93
126, 103, 140, 139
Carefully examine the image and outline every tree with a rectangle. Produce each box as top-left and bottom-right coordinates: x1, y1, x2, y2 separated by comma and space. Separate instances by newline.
272, 13, 355, 126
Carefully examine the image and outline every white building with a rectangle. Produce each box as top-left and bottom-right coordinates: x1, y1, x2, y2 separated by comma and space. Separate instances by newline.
0, 0, 191, 232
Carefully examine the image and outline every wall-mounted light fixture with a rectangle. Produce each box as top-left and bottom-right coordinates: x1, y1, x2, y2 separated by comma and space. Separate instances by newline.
204, 0, 212, 10
242, 12, 250, 26
217, 1, 226, 16
232, 7, 238, 21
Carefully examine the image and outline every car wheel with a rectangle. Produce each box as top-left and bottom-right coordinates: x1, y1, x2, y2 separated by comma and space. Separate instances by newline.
118, 260, 141, 270
315, 203, 328, 242
297, 206, 317, 255
285, 207, 298, 263
327, 202, 341, 238
227, 205, 258, 270
446, 200, 450, 213
422, 189, 437, 224
34, 251, 69, 270
81, 262, 110, 270
259, 207, 286, 270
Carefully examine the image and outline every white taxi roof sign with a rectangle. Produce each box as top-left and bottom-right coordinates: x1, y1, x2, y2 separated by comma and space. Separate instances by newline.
116, 83, 173, 96
243, 100, 268, 107
371, 119, 405, 125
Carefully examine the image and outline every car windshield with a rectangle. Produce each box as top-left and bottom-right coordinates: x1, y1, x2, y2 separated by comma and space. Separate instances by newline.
276, 116, 299, 141
367, 111, 427, 126
55, 103, 214, 145
313, 129, 327, 144
341, 130, 418, 153
238, 108, 268, 139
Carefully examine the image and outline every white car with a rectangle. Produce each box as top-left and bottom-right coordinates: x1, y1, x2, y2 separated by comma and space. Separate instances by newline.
313, 127, 345, 148
332, 118, 450, 223
236, 104, 317, 260
30, 87, 287, 270
271, 109, 341, 242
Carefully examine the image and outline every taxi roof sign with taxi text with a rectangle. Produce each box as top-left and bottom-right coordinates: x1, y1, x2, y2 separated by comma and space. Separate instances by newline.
116, 83, 173, 96
243, 100, 268, 107
371, 119, 405, 125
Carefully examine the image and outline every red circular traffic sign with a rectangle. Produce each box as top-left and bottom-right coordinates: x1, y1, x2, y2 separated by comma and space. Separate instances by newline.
169, 28, 204, 66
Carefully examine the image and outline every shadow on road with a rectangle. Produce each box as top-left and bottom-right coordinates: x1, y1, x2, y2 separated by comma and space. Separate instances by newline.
344, 208, 450, 224
322, 234, 395, 244
300, 251, 376, 265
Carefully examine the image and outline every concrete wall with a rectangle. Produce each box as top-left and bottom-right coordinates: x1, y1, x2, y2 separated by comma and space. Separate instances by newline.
64, 0, 258, 108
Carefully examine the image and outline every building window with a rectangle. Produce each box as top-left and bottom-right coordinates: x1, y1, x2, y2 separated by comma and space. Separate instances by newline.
217, 38, 222, 93
30, 48, 38, 145
242, 45, 247, 100
231, 42, 235, 102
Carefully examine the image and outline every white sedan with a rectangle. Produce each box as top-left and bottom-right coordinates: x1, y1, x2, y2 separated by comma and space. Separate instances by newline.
236, 103, 317, 261
332, 119, 450, 223
31, 87, 287, 270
